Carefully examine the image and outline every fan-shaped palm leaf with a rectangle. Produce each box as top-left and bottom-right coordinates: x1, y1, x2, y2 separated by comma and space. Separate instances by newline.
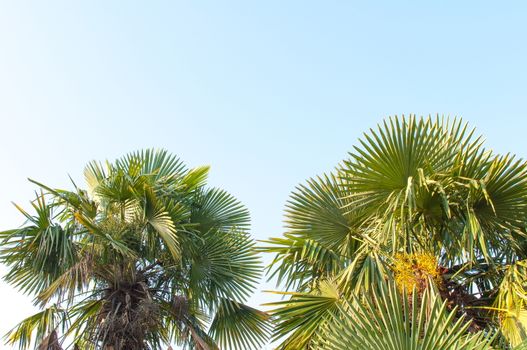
316, 281, 494, 350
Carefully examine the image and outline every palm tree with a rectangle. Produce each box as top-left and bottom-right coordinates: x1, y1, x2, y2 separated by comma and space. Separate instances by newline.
1, 149, 270, 350
263, 116, 527, 349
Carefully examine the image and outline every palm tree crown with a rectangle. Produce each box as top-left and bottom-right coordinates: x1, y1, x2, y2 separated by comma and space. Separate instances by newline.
1, 149, 270, 350
263, 116, 527, 349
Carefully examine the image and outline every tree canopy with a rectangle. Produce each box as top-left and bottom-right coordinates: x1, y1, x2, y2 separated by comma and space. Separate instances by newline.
263, 116, 527, 349
1, 149, 270, 350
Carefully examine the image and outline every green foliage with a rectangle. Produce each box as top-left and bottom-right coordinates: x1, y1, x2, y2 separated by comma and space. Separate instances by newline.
209, 299, 272, 350
265, 280, 341, 349
262, 115, 527, 349
315, 281, 495, 350
1, 149, 269, 350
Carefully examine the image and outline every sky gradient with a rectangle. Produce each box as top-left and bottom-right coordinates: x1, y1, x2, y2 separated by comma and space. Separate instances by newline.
1, 1, 527, 349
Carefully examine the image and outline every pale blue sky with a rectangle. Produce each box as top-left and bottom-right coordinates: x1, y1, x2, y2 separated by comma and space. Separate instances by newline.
0, 1, 526, 349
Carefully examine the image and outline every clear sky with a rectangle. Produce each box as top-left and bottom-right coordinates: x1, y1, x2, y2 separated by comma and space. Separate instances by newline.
0, 1, 526, 349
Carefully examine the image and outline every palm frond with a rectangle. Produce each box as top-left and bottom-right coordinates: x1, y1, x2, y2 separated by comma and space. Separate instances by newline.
138, 185, 180, 259
189, 230, 261, 304
265, 280, 341, 349
316, 281, 494, 350
191, 188, 250, 234
4, 306, 67, 350
209, 299, 271, 350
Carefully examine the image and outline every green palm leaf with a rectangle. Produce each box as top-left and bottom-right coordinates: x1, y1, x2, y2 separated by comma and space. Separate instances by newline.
317, 281, 494, 350
265, 279, 341, 349
209, 299, 272, 350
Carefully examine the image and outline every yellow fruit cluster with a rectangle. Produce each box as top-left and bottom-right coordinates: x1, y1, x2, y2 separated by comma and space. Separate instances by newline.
393, 252, 439, 293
